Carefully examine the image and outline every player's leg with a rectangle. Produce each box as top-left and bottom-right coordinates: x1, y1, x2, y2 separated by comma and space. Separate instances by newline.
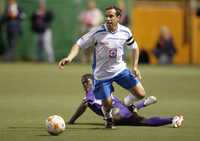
126, 113, 173, 127
93, 79, 114, 128
127, 114, 184, 127
141, 115, 184, 127
127, 96, 157, 112
141, 117, 173, 126
101, 97, 113, 128
134, 114, 184, 127
115, 69, 145, 101
129, 82, 145, 101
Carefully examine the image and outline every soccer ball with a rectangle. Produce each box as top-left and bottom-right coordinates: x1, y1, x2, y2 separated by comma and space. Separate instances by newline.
45, 115, 66, 135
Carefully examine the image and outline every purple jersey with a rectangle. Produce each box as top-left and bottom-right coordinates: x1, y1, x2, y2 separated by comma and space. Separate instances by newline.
84, 89, 133, 120
83, 89, 172, 126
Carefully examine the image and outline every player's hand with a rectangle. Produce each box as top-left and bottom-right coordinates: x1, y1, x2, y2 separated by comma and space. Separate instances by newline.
133, 67, 142, 80
58, 57, 71, 69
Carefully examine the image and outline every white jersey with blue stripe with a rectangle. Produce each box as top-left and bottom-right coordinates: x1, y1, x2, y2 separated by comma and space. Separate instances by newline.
76, 23, 138, 80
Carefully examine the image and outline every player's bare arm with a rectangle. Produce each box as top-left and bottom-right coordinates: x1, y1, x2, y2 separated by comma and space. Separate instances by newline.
58, 44, 80, 69
131, 42, 142, 80
68, 100, 88, 124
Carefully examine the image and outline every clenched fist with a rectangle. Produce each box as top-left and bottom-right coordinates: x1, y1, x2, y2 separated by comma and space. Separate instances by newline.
58, 57, 71, 69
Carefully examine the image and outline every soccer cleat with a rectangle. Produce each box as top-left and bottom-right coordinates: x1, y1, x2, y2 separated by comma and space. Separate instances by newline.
172, 115, 184, 128
105, 118, 115, 129
130, 96, 157, 112
144, 96, 157, 106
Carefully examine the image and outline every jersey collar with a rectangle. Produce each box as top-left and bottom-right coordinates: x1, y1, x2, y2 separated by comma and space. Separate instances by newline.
104, 23, 120, 34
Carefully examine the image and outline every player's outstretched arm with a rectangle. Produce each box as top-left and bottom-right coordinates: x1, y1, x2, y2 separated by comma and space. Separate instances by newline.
58, 44, 80, 69
67, 100, 88, 124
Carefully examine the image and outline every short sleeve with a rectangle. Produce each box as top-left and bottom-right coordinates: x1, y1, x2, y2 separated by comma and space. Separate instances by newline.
125, 28, 138, 49
76, 29, 96, 49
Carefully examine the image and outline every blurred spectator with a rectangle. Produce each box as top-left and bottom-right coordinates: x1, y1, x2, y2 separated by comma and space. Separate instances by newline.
78, 0, 103, 63
139, 48, 150, 64
31, 0, 54, 63
153, 26, 176, 64
0, 6, 5, 55
1, 0, 25, 61
79, 0, 103, 33
196, 6, 200, 17
118, 0, 130, 26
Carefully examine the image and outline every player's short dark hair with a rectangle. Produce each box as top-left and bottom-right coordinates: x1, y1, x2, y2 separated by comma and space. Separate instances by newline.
81, 73, 93, 84
105, 5, 121, 17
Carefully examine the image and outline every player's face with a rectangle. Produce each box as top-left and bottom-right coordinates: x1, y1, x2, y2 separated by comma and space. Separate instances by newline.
82, 78, 92, 93
105, 9, 120, 32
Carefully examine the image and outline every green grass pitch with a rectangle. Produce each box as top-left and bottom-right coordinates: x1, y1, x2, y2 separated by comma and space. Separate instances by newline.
0, 63, 200, 141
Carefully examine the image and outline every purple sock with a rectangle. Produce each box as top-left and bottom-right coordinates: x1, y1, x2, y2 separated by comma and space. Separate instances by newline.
133, 99, 146, 109
142, 117, 172, 126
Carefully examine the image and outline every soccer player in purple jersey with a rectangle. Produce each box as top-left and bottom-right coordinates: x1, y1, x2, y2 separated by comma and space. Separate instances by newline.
68, 74, 184, 128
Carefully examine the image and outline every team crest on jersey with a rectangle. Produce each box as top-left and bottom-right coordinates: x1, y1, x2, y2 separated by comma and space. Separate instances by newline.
109, 48, 117, 58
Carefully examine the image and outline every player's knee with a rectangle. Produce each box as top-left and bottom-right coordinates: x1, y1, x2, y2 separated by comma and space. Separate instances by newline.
130, 88, 145, 99
132, 92, 145, 100
140, 89, 146, 97
131, 83, 146, 99
138, 91, 145, 99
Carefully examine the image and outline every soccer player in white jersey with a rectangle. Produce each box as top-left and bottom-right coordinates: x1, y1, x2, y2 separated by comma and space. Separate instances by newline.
59, 5, 146, 128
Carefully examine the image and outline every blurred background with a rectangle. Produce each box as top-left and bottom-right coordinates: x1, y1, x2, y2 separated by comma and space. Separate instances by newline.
0, 1, 200, 140
0, 0, 200, 64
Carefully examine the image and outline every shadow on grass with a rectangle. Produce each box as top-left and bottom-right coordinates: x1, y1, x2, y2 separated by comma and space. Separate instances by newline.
67, 122, 113, 130
35, 126, 118, 137
66, 122, 118, 130
70, 122, 104, 126
68, 127, 118, 130
7, 126, 45, 132
8, 126, 44, 129
36, 134, 51, 136
8, 123, 118, 137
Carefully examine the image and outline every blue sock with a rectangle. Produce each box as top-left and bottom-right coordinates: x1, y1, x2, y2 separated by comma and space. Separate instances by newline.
142, 117, 172, 126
